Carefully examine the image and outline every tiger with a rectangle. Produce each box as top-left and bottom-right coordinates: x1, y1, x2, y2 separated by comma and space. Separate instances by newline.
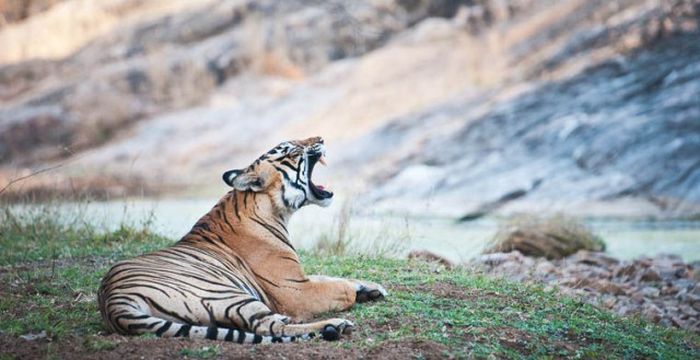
97, 136, 387, 344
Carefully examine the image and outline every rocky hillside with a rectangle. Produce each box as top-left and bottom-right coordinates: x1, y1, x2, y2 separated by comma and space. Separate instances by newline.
0, 0, 698, 218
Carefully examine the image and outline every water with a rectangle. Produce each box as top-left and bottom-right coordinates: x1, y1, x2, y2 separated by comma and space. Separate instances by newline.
17, 198, 700, 263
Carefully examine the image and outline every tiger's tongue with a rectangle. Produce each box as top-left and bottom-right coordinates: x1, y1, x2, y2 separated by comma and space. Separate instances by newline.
315, 184, 325, 190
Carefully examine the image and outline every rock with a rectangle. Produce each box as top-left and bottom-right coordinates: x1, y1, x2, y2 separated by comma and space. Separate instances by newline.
671, 317, 686, 328
639, 268, 663, 282
690, 269, 700, 282
468, 251, 700, 333
0, 0, 445, 168
641, 303, 663, 323
0, 0, 69, 25
630, 292, 645, 304
684, 293, 700, 304
679, 304, 698, 318
534, 261, 556, 276
691, 284, 700, 295
602, 296, 617, 309
591, 280, 626, 296
19, 330, 47, 341
673, 267, 689, 279
408, 250, 455, 269
670, 267, 688, 279
637, 258, 654, 269
639, 287, 661, 298
664, 305, 680, 314
616, 305, 631, 316
362, 27, 700, 219
472, 251, 525, 267
659, 318, 673, 327
496, 261, 530, 281
660, 285, 679, 296
614, 264, 638, 278
571, 251, 619, 267
674, 279, 696, 292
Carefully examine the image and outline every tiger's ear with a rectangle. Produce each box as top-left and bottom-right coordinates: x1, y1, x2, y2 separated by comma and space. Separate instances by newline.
222, 169, 264, 192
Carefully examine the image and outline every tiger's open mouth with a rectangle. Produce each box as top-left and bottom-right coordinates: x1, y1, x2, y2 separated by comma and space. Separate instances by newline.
307, 151, 333, 200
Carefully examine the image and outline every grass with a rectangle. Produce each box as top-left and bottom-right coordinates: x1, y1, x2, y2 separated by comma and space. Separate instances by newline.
486, 214, 606, 259
312, 200, 410, 257
0, 206, 698, 359
180, 345, 221, 359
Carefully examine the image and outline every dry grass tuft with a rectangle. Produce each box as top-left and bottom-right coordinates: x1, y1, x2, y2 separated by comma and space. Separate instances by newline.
484, 214, 605, 259
311, 200, 410, 257
312, 200, 354, 256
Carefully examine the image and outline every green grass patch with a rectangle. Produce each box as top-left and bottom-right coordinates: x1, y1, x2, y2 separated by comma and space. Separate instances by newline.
179, 345, 221, 359
0, 206, 698, 359
0, 205, 172, 265
83, 336, 119, 351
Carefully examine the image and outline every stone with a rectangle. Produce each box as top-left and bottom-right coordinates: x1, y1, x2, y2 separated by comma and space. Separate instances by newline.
472, 252, 525, 267
534, 261, 558, 278
641, 303, 663, 323
614, 264, 637, 278
469, 250, 700, 333
673, 267, 689, 279
691, 284, 700, 295
679, 304, 698, 317
571, 251, 619, 267
660, 286, 679, 296
686, 293, 700, 304
592, 280, 626, 296
408, 250, 455, 269
673, 279, 695, 291
637, 258, 654, 269
640, 287, 661, 298
670, 317, 686, 328
639, 268, 663, 282
616, 305, 630, 316
630, 292, 645, 304
602, 297, 617, 309
690, 269, 700, 282
19, 330, 47, 341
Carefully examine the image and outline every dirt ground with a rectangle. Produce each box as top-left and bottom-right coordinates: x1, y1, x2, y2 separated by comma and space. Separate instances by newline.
0, 283, 455, 360
0, 334, 450, 360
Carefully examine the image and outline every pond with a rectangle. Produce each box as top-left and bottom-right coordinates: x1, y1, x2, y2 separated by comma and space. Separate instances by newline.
20, 198, 700, 263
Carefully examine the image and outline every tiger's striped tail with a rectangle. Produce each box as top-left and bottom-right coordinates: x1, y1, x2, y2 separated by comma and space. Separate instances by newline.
109, 311, 316, 344
152, 317, 313, 343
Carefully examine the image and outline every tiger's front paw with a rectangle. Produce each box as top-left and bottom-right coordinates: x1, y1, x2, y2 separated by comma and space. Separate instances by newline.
355, 281, 388, 303
321, 319, 354, 341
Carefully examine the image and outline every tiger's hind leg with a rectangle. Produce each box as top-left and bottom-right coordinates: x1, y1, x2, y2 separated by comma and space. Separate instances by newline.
219, 297, 354, 341
251, 314, 355, 341
102, 296, 352, 343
